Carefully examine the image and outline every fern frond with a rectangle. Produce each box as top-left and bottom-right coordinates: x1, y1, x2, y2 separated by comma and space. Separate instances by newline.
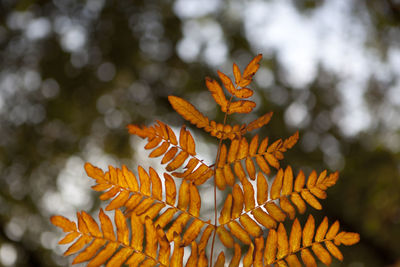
128, 121, 214, 185
85, 163, 211, 245
215, 132, 299, 189
220, 215, 359, 267
51, 54, 360, 266
260, 215, 360, 266
216, 168, 338, 248
50, 210, 195, 266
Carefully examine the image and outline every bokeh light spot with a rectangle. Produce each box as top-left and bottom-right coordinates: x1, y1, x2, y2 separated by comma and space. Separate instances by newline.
0, 244, 17, 266
97, 62, 116, 82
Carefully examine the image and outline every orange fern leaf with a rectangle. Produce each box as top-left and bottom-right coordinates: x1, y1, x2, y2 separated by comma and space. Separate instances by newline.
228, 100, 256, 114
128, 121, 214, 184
216, 167, 340, 248
206, 77, 228, 112
215, 132, 298, 188
260, 215, 359, 266
168, 95, 209, 128
245, 112, 273, 132
243, 54, 262, 81
84, 163, 210, 247
51, 210, 197, 267
217, 70, 236, 95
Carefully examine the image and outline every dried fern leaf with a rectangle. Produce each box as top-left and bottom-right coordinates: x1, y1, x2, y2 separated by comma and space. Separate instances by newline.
188, 183, 201, 217
198, 224, 215, 252
303, 214, 315, 247
166, 213, 191, 241
214, 252, 225, 267
301, 248, 317, 267
232, 63, 241, 85
177, 180, 190, 210
216, 132, 298, 187
253, 236, 264, 267
239, 214, 262, 237
52, 210, 204, 267
167, 151, 189, 172
280, 196, 296, 220
164, 173, 177, 205
156, 226, 171, 265
312, 243, 332, 266
58, 232, 80, 245
271, 168, 284, 199
50, 215, 77, 233
219, 194, 233, 224
232, 184, 244, 219
129, 121, 213, 182
72, 238, 107, 264
129, 121, 216, 185
171, 235, 184, 266
245, 112, 273, 132
289, 218, 302, 253
325, 241, 343, 261
227, 221, 252, 245
277, 223, 289, 259
217, 70, 236, 95
215, 167, 226, 190
264, 166, 340, 220
229, 243, 241, 267
257, 215, 359, 266
87, 242, 118, 267
217, 226, 234, 248
223, 164, 235, 187
243, 242, 254, 267
99, 209, 115, 241
198, 250, 208, 267
228, 100, 256, 114
256, 172, 268, 205
205, 77, 228, 112
252, 208, 277, 229
182, 219, 206, 246
84, 163, 210, 250
186, 242, 198, 266
234, 88, 254, 99
243, 54, 262, 81
168, 95, 209, 129
315, 216, 329, 242
217, 165, 343, 258
242, 178, 255, 211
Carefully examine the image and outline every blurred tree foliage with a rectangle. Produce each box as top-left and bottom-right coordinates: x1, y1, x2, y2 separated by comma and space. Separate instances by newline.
0, 0, 399, 266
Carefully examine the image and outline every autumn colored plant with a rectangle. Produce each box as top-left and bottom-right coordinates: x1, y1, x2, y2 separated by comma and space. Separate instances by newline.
51, 54, 359, 266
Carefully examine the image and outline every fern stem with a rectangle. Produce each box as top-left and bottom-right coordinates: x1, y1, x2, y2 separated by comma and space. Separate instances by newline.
210, 95, 233, 266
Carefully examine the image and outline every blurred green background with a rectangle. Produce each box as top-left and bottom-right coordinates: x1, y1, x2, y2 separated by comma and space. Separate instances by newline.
0, 0, 399, 266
